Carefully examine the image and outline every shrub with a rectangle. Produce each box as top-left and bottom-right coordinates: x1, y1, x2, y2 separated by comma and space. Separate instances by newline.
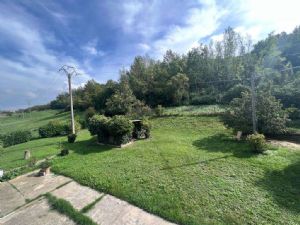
222, 92, 288, 135
85, 107, 96, 123
39, 120, 69, 138
154, 105, 164, 117
40, 160, 52, 169
246, 133, 267, 153
67, 134, 77, 143
88, 115, 110, 140
60, 149, 69, 156
107, 116, 134, 145
2, 130, 32, 147
129, 101, 152, 118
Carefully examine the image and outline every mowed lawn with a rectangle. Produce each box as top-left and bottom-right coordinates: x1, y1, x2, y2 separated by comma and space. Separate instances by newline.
1, 114, 300, 224
0, 110, 69, 137
47, 116, 300, 225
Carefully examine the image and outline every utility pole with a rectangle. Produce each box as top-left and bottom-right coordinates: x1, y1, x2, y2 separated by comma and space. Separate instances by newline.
250, 72, 257, 134
59, 65, 80, 134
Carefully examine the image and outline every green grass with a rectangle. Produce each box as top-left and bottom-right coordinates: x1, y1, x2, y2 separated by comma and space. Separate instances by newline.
0, 135, 64, 170
48, 116, 300, 225
287, 119, 300, 133
164, 104, 226, 116
1, 110, 300, 224
0, 110, 69, 137
45, 193, 97, 225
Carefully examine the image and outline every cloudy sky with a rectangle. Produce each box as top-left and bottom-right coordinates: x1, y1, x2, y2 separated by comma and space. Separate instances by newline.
0, 0, 299, 110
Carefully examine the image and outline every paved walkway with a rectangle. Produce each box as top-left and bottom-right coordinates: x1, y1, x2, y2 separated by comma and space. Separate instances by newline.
0, 171, 176, 225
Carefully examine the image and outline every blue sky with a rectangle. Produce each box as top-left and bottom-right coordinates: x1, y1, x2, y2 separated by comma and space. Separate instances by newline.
0, 0, 299, 110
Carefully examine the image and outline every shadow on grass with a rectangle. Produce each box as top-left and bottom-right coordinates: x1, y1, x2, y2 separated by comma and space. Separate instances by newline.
192, 133, 253, 158
257, 160, 300, 213
62, 136, 114, 155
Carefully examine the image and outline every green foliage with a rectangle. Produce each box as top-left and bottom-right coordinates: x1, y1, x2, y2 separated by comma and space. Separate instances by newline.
60, 149, 69, 156
0, 167, 32, 182
222, 92, 288, 135
51, 117, 300, 225
105, 80, 137, 116
88, 114, 134, 145
40, 160, 52, 169
221, 84, 250, 104
39, 120, 69, 138
286, 107, 300, 120
107, 115, 133, 145
246, 133, 267, 153
2, 130, 32, 147
67, 134, 77, 143
87, 114, 110, 137
84, 107, 96, 122
154, 105, 164, 117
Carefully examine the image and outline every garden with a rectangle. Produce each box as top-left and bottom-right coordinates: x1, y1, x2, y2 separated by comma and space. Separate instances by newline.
0, 107, 300, 225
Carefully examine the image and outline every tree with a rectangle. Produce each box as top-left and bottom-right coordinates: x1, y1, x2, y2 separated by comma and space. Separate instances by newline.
222, 91, 288, 135
167, 73, 189, 105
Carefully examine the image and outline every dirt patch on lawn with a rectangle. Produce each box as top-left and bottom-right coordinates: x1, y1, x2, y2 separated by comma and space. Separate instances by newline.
268, 140, 300, 150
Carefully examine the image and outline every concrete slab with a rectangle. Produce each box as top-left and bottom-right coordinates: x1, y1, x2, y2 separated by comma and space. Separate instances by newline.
86, 194, 176, 225
0, 182, 25, 218
9, 171, 72, 200
0, 198, 75, 225
51, 181, 103, 211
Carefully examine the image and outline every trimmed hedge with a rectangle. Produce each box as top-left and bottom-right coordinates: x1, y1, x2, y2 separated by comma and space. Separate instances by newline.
2, 130, 32, 147
88, 115, 134, 146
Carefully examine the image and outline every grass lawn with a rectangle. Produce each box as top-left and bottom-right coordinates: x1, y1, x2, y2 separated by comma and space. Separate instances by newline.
0, 135, 64, 170
1, 113, 300, 224
164, 105, 226, 116
0, 110, 69, 137
48, 116, 300, 225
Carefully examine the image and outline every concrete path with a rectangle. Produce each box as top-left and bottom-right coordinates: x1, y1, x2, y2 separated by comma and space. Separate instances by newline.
0, 171, 176, 225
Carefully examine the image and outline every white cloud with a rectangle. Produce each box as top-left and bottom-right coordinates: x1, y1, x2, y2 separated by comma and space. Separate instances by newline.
0, 3, 92, 109
82, 39, 105, 57
121, 1, 143, 32
152, 0, 227, 57
221, 0, 300, 42
137, 43, 151, 52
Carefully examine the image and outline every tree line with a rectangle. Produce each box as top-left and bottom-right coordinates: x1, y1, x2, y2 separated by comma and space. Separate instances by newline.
23, 26, 300, 115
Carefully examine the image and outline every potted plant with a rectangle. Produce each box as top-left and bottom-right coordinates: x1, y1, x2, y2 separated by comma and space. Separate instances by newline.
39, 160, 52, 176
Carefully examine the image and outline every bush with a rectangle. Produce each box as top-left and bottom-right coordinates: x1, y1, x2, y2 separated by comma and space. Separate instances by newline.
190, 94, 217, 105
154, 105, 164, 117
88, 115, 110, 140
40, 160, 52, 169
60, 149, 69, 156
88, 115, 134, 145
2, 130, 32, 147
222, 92, 288, 135
39, 120, 69, 138
85, 107, 96, 123
246, 133, 267, 153
67, 134, 77, 143
107, 116, 134, 145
